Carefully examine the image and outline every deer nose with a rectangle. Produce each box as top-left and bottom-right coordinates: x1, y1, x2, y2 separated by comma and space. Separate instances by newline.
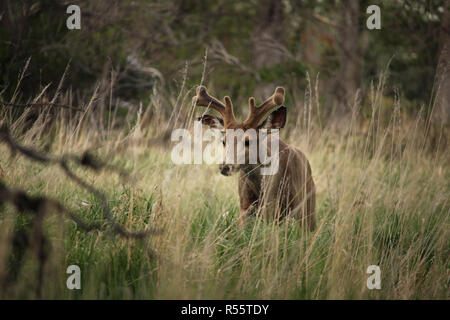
219, 164, 231, 176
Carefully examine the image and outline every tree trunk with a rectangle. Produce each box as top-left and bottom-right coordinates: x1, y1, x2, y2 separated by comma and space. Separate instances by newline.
335, 0, 361, 120
252, 0, 285, 68
432, 0, 450, 126
252, 0, 286, 98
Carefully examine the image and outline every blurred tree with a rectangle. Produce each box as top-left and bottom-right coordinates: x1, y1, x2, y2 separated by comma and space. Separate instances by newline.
335, 0, 361, 120
0, 0, 447, 124
251, 0, 289, 98
252, 0, 286, 68
432, 0, 450, 125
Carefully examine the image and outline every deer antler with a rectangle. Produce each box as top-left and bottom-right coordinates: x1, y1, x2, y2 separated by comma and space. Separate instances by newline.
244, 87, 285, 127
192, 86, 236, 126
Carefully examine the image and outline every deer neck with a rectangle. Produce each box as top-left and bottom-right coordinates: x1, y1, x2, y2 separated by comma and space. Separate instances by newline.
239, 165, 263, 190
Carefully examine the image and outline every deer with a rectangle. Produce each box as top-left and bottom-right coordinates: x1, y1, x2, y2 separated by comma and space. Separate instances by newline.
192, 86, 316, 231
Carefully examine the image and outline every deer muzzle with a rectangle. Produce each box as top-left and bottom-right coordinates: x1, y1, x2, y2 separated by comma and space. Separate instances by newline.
219, 164, 231, 176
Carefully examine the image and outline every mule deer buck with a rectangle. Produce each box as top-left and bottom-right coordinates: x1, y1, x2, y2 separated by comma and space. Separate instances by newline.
192, 86, 316, 231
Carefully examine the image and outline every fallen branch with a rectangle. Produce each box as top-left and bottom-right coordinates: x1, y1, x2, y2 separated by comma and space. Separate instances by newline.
0, 124, 157, 239
0, 181, 103, 232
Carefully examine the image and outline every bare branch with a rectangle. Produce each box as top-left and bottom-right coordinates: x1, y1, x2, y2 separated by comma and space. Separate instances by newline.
0, 125, 158, 239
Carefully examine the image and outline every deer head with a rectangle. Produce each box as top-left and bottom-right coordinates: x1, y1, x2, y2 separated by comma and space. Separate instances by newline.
192, 85, 286, 175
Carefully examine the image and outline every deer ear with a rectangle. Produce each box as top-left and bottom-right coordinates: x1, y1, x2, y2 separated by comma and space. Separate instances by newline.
258, 106, 286, 129
197, 115, 224, 129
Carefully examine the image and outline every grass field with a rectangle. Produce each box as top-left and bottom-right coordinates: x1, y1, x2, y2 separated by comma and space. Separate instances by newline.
0, 78, 449, 299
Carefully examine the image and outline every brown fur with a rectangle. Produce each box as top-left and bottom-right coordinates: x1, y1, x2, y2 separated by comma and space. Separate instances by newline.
238, 138, 316, 230
193, 86, 316, 231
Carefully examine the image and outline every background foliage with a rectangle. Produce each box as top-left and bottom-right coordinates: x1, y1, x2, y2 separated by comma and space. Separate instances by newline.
1, 0, 447, 121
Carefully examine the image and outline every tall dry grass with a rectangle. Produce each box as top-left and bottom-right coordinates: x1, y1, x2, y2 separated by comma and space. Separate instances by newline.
0, 67, 448, 299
